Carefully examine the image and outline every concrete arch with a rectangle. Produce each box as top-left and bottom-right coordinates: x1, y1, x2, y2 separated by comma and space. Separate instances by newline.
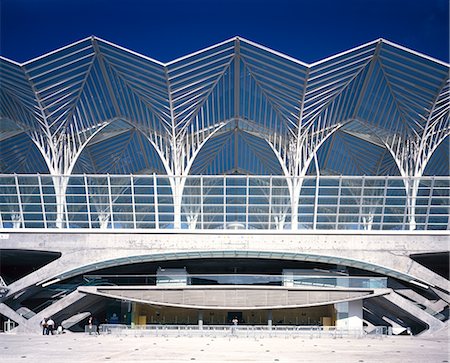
46, 249, 418, 287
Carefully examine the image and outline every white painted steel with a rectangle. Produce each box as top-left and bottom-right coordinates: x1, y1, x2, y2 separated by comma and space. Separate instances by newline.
0, 174, 448, 230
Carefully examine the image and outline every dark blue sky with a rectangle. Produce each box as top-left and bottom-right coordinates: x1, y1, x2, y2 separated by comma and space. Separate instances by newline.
1, 0, 449, 64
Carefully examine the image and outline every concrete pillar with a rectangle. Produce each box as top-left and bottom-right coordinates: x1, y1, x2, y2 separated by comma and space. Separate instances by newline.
267, 310, 273, 330
198, 310, 203, 330
335, 300, 363, 330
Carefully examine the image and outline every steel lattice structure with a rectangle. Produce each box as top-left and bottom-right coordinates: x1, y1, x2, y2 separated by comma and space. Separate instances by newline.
1, 37, 449, 230
1, 38, 449, 337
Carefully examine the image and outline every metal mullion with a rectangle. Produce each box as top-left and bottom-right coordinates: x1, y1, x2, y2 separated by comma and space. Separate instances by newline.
240, 45, 307, 74
97, 41, 164, 70
173, 89, 212, 117
125, 77, 140, 120
244, 66, 304, 93
305, 75, 353, 100
245, 75, 301, 107
153, 174, 159, 229
40, 81, 82, 105
424, 177, 435, 229
93, 39, 122, 116
222, 68, 226, 120
26, 44, 94, 73
370, 76, 388, 120
399, 101, 429, 122
306, 74, 355, 102
249, 79, 301, 108
380, 46, 448, 73
242, 63, 290, 129
83, 81, 101, 121
60, 176, 69, 229
312, 175, 320, 230
45, 98, 77, 124
358, 177, 366, 228
268, 176, 273, 230
168, 45, 234, 74
115, 75, 131, 116
303, 87, 343, 113
110, 63, 164, 94
383, 67, 442, 90
200, 177, 204, 229
83, 174, 92, 229
172, 78, 218, 101
310, 44, 376, 72
216, 76, 221, 121
108, 62, 165, 88
245, 176, 249, 229
84, 67, 106, 121
385, 72, 437, 96
33, 63, 93, 96
130, 175, 137, 229
308, 54, 373, 83
170, 57, 233, 85
380, 177, 389, 229
37, 174, 48, 228
223, 176, 226, 228
1, 70, 33, 89
402, 177, 410, 230
111, 63, 166, 87
304, 93, 341, 126
336, 75, 355, 123
28, 52, 95, 84
91, 76, 109, 120
335, 177, 342, 229
380, 55, 445, 82
107, 174, 114, 228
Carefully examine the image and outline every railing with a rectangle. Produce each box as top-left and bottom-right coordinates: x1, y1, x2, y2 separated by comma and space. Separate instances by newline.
96, 324, 386, 338
0, 174, 448, 230
83, 273, 388, 288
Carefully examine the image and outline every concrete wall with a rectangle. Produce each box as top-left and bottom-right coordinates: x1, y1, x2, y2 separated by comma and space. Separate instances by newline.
1, 230, 448, 299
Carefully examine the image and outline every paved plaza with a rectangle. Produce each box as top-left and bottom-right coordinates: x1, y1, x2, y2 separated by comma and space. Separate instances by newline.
0, 332, 448, 363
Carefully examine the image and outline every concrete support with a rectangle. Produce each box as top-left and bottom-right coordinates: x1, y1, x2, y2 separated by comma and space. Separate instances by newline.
335, 300, 363, 330
383, 291, 445, 334
396, 289, 448, 314
15, 290, 88, 334
198, 310, 203, 330
267, 310, 273, 330
0, 303, 30, 328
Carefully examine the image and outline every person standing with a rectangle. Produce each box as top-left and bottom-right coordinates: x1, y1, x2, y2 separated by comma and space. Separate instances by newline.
47, 317, 55, 335
231, 316, 238, 335
40, 318, 48, 335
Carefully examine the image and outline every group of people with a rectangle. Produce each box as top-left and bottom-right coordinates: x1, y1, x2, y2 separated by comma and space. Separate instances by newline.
40, 317, 62, 335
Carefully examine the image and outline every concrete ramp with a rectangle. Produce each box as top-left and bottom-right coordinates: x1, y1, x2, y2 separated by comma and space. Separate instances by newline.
61, 312, 91, 329
12, 290, 88, 334
383, 291, 445, 334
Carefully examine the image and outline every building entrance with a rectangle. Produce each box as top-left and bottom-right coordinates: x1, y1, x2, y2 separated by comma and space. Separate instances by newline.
227, 311, 242, 324
131, 304, 336, 326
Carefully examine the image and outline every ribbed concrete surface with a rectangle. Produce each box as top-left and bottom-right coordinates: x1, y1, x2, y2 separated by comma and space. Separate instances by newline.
0, 333, 448, 363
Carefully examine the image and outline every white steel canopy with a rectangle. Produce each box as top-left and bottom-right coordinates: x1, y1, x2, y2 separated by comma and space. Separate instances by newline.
1, 36, 448, 178
0, 37, 448, 230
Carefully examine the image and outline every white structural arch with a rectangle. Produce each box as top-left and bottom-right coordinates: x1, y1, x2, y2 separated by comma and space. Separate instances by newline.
0, 38, 449, 337
1, 37, 449, 231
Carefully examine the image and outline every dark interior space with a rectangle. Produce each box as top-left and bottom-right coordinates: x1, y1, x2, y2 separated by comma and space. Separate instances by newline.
410, 252, 449, 280
0, 249, 61, 284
